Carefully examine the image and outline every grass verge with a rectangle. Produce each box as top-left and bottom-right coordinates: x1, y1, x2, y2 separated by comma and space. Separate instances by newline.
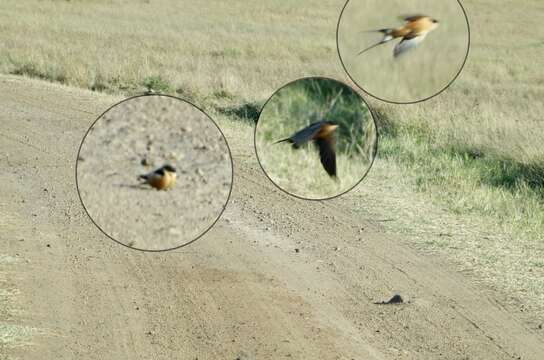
376, 109, 544, 239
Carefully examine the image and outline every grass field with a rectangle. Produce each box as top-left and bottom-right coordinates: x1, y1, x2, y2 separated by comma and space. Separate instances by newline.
0, 0, 542, 315
0, 0, 339, 104
255, 77, 376, 199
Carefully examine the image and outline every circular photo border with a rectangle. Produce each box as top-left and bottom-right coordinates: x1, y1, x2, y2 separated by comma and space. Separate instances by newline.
336, 0, 471, 104
253, 76, 379, 202
75, 93, 235, 252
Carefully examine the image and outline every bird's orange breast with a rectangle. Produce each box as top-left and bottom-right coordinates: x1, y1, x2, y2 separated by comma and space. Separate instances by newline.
392, 27, 411, 38
148, 172, 175, 190
315, 123, 338, 139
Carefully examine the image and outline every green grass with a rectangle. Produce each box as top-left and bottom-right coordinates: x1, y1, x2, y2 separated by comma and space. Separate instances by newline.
9, 60, 67, 84
377, 110, 544, 240
0, 322, 36, 347
217, 102, 262, 122
255, 78, 377, 199
142, 75, 172, 93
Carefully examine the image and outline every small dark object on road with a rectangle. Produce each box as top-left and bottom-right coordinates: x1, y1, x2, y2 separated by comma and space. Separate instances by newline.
374, 294, 404, 304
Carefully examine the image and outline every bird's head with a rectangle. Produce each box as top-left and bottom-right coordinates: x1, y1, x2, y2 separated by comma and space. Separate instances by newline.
162, 164, 177, 173
324, 121, 339, 131
430, 18, 439, 30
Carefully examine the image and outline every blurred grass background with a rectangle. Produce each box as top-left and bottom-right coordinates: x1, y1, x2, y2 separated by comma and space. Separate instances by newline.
255, 78, 377, 199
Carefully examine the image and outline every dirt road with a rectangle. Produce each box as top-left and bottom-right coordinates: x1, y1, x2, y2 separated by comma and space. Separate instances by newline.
1, 75, 543, 359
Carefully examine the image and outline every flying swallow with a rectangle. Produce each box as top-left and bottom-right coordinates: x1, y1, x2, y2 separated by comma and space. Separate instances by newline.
138, 164, 177, 190
358, 15, 439, 57
275, 121, 339, 177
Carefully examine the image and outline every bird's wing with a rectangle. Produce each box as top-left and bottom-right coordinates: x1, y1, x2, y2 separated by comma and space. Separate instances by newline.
139, 169, 162, 182
400, 14, 428, 22
314, 137, 337, 177
290, 121, 325, 147
138, 171, 151, 180
393, 33, 427, 57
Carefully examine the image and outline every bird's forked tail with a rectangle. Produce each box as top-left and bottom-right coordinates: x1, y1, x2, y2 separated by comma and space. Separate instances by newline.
357, 28, 394, 56
273, 138, 291, 145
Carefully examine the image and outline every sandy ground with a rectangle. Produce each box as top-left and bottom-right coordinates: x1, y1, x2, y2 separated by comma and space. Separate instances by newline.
1, 75, 544, 359
77, 95, 232, 251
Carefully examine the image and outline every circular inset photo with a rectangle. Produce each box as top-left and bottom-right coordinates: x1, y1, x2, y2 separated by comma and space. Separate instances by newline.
255, 77, 377, 200
337, 0, 470, 103
76, 94, 233, 251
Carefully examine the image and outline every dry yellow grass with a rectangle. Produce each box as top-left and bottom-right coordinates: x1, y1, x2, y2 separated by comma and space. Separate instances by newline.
0, 0, 540, 162
0, 0, 339, 103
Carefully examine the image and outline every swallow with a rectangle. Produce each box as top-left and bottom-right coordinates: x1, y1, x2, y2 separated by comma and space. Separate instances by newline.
358, 15, 439, 57
275, 121, 339, 177
138, 164, 177, 190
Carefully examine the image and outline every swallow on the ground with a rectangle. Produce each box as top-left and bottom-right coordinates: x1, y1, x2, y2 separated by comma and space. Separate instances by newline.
274, 120, 339, 177
138, 164, 177, 190
358, 15, 439, 57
